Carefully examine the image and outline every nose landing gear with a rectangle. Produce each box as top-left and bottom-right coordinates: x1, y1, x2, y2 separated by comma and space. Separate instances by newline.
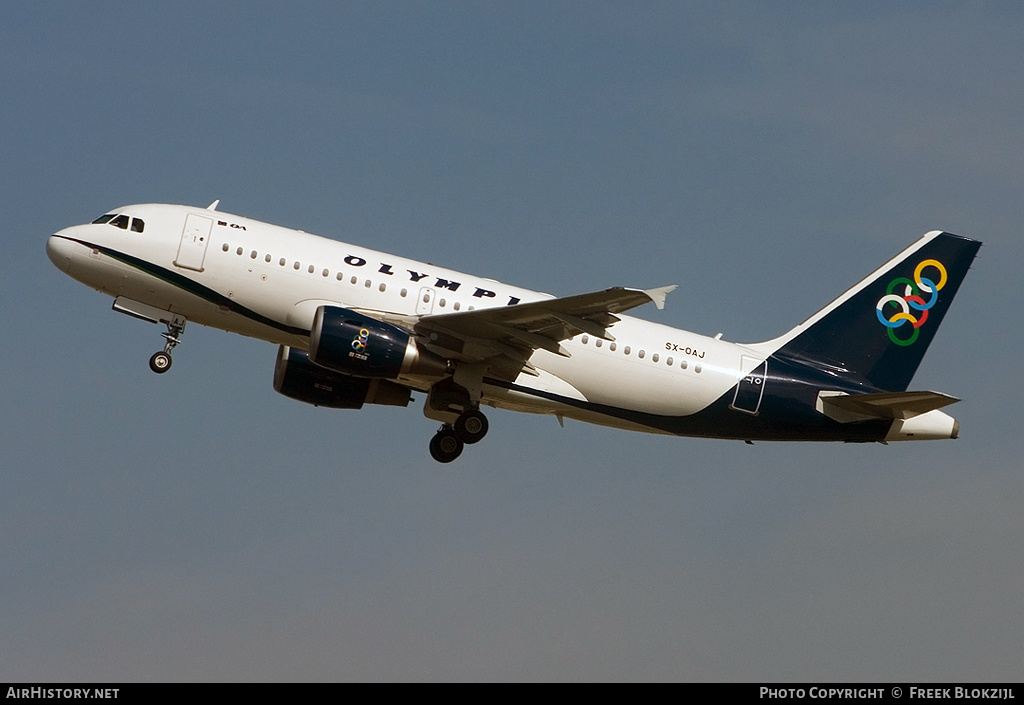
149, 317, 186, 374
110, 298, 188, 375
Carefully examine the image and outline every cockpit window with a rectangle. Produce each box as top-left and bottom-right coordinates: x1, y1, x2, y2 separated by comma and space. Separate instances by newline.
93, 212, 146, 232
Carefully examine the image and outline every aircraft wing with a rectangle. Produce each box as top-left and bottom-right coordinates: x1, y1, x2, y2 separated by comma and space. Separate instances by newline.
412, 285, 676, 371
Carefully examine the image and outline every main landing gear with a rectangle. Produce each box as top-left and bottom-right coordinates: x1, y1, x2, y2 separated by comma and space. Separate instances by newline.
424, 372, 491, 463
149, 317, 186, 374
428, 408, 490, 463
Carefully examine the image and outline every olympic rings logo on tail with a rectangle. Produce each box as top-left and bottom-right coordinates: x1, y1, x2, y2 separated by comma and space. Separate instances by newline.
875, 259, 947, 346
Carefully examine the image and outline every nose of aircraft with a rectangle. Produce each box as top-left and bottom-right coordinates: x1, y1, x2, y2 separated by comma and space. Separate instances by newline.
46, 233, 75, 273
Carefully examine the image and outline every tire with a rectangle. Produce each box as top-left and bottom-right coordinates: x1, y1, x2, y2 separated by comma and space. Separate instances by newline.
149, 351, 172, 374
429, 428, 464, 463
454, 409, 488, 444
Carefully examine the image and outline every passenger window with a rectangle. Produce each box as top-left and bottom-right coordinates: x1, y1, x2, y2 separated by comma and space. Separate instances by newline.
237, 247, 244, 256
322, 268, 329, 277
250, 250, 258, 259
293, 261, 300, 270
667, 357, 674, 366
279, 258, 286, 266
624, 346, 631, 355
638, 350, 645, 359
222, 243, 229, 252
265, 254, 272, 263
308, 265, 315, 274
453, 301, 460, 310
130, 218, 145, 233
581, 335, 589, 345
336, 272, 344, 281
695, 364, 702, 374
110, 214, 130, 229
652, 353, 659, 363
379, 283, 387, 292
595, 339, 602, 348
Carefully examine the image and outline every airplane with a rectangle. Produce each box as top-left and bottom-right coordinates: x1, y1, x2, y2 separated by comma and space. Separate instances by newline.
46, 202, 981, 462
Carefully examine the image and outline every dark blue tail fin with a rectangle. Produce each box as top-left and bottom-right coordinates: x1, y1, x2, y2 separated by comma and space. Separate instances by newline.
766, 231, 981, 392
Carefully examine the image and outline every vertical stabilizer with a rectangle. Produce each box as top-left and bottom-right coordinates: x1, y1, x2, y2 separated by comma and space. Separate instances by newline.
764, 231, 981, 392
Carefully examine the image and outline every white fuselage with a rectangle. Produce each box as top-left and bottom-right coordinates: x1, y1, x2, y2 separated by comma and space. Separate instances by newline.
48, 203, 752, 431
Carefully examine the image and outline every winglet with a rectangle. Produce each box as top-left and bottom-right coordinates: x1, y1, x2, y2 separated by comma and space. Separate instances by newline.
644, 285, 677, 310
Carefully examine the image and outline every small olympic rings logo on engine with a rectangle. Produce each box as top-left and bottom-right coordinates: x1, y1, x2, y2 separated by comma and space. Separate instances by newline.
351, 328, 370, 351
875, 259, 948, 346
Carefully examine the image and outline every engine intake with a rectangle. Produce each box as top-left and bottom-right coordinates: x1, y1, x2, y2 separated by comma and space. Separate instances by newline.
273, 345, 411, 409
309, 306, 447, 379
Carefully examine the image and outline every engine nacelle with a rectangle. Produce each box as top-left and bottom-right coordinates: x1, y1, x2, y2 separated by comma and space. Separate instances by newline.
309, 306, 447, 379
273, 345, 412, 409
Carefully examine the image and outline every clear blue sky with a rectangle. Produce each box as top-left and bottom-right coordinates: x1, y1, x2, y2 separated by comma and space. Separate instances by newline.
2, 1, 1021, 680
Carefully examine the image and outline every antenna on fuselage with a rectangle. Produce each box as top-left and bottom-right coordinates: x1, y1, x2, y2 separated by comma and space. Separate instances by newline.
206, 200, 220, 211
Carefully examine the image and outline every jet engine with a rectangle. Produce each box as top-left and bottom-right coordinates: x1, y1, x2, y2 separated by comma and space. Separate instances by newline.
273, 345, 412, 409
308, 305, 447, 379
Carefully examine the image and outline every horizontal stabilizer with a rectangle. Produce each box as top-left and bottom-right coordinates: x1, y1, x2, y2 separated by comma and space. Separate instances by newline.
817, 390, 959, 423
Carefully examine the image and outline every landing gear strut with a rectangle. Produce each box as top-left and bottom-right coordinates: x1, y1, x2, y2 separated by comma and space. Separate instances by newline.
149, 317, 186, 374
